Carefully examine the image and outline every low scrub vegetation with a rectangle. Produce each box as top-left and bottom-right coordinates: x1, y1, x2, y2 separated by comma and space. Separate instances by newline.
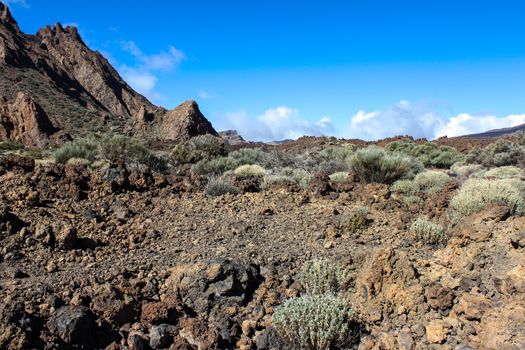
482, 166, 524, 179
54, 135, 165, 170
391, 179, 420, 196
410, 217, 446, 244
450, 162, 484, 178
450, 178, 525, 217
262, 168, 312, 189
234, 164, 266, 178
0, 141, 25, 152
171, 134, 226, 164
350, 146, 423, 184
54, 139, 99, 164
329, 171, 349, 183
272, 294, 354, 350
466, 139, 525, 168
298, 259, 348, 295
205, 176, 240, 196
386, 141, 463, 168
192, 157, 239, 176
414, 171, 451, 193
341, 207, 370, 234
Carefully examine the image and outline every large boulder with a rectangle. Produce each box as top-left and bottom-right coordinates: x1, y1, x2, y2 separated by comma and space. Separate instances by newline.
156, 100, 218, 142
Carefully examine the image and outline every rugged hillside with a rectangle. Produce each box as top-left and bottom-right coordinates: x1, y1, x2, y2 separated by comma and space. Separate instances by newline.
463, 123, 525, 139
0, 2, 217, 144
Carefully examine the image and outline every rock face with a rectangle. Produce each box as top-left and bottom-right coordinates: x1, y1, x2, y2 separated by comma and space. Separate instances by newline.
0, 2, 219, 145
133, 100, 218, 142
0, 92, 61, 146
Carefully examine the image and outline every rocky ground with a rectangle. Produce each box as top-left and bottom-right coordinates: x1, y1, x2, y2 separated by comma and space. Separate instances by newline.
0, 154, 524, 349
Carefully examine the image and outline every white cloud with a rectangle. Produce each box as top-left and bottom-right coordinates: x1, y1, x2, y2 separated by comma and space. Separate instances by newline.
348, 100, 525, 140
3, 0, 29, 8
219, 106, 334, 142
435, 113, 525, 137
198, 90, 214, 99
117, 41, 185, 102
348, 101, 443, 140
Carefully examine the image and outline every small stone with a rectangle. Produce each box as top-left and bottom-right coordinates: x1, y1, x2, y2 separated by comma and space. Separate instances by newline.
323, 240, 334, 249
426, 319, 447, 344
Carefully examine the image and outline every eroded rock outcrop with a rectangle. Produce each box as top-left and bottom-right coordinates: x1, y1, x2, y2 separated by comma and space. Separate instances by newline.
0, 92, 61, 146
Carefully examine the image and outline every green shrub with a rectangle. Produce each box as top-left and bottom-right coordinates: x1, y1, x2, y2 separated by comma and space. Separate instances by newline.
272, 294, 354, 350
66, 157, 91, 167
0, 141, 25, 152
386, 141, 462, 168
54, 139, 98, 164
100, 135, 165, 170
298, 259, 348, 295
450, 162, 484, 178
171, 134, 226, 164
188, 134, 225, 156
450, 178, 525, 217
101, 135, 148, 162
391, 180, 420, 196
205, 176, 240, 196
414, 171, 451, 192
403, 195, 424, 207
262, 168, 312, 189
412, 143, 463, 168
317, 144, 355, 163
483, 166, 524, 179
258, 150, 297, 170
350, 146, 423, 184
228, 147, 266, 165
410, 218, 446, 244
171, 143, 206, 164
341, 207, 370, 234
329, 171, 349, 183
234, 164, 266, 178
466, 139, 525, 167
192, 157, 239, 176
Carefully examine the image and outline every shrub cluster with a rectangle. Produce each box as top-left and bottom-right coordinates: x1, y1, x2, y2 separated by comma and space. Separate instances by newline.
391, 179, 420, 196
54, 135, 165, 170
410, 217, 446, 244
465, 139, 525, 168
328, 171, 349, 183
273, 259, 354, 350
450, 178, 525, 217
340, 207, 370, 234
350, 146, 423, 184
234, 164, 266, 178
171, 134, 226, 164
54, 139, 99, 164
482, 166, 524, 180
414, 171, 451, 193
298, 259, 348, 295
385, 141, 463, 168
205, 176, 240, 196
272, 294, 353, 350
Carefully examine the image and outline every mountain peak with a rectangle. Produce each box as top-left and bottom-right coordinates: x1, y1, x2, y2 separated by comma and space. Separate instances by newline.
0, 2, 20, 32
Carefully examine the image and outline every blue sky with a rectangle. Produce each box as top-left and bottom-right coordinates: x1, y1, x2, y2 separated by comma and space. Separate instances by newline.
6, 0, 525, 141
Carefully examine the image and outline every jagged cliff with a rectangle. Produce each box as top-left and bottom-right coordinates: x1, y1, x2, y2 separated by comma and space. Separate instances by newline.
0, 2, 217, 146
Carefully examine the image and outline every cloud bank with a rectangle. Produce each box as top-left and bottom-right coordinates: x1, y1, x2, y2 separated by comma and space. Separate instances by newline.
219, 107, 334, 142
349, 101, 525, 141
117, 41, 185, 102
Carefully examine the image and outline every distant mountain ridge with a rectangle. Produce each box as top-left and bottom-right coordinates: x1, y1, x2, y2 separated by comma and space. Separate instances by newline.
462, 123, 525, 139
0, 1, 217, 145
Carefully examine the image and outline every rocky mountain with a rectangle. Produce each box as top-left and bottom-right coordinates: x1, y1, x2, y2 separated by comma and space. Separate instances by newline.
0, 2, 217, 146
218, 129, 246, 145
